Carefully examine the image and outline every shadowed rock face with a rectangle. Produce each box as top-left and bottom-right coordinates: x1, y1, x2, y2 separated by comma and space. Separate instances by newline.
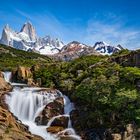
111, 50, 140, 68
50, 116, 69, 128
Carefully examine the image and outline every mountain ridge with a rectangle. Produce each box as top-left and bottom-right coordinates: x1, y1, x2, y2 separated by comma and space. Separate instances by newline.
0, 22, 64, 55
0, 22, 123, 56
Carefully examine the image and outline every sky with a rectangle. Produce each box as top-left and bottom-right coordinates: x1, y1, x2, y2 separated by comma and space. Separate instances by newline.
0, 0, 140, 49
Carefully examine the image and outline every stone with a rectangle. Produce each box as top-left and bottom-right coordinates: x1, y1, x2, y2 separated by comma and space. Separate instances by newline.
0, 106, 43, 140
47, 126, 64, 134
11, 66, 32, 83
0, 72, 12, 91
35, 97, 64, 125
50, 116, 69, 128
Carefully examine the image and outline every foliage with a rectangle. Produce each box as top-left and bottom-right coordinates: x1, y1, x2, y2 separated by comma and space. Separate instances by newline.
0, 44, 52, 71
33, 54, 140, 129
2, 43, 140, 130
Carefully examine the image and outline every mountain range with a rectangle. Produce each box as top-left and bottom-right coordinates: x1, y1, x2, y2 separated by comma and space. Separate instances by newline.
0, 22, 123, 58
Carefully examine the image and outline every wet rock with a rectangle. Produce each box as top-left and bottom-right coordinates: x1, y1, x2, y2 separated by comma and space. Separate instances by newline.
0, 106, 43, 140
35, 97, 64, 125
50, 116, 69, 128
0, 72, 12, 91
58, 128, 75, 136
47, 126, 64, 134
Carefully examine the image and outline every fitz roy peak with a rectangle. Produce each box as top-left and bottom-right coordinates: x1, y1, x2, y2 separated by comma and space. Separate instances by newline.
0, 22, 64, 55
20, 22, 37, 41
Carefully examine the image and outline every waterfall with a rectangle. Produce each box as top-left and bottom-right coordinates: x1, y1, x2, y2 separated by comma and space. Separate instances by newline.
6, 87, 60, 140
2, 71, 11, 83
7, 87, 60, 121
3, 72, 81, 140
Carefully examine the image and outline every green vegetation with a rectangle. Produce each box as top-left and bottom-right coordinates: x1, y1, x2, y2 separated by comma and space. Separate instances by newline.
0, 44, 52, 71
33, 53, 140, 131
1, 43, 140, 133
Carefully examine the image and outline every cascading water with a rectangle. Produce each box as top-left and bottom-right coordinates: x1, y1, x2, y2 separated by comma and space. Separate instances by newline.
2, 71, 11, 83
3, 72, 81, 140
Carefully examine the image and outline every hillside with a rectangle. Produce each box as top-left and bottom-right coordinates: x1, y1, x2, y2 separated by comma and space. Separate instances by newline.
31, 49, 140, 139
0, 44, 52, 71
1, 43, 140, 139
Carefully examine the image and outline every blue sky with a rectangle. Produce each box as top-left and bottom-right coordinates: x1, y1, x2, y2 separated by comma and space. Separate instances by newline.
0, 0, 140, 49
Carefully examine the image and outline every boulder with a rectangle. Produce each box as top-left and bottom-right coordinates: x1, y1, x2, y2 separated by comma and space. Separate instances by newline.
58, 128, 75, 136
12, 66, 33, 83
50, 116, 69, 128
35, 97, 64, 125
47, 126, 64, 134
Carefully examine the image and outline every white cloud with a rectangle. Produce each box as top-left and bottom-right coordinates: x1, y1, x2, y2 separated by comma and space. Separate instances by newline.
83, 20, 140, 49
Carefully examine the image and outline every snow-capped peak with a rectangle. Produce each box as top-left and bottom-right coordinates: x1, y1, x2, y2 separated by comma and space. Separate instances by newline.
0, 22, 65, 54
20, 21, 36, 41
93, 41, 123, 55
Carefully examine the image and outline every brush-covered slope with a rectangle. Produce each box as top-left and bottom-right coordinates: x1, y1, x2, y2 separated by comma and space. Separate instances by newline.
32, 49, 140, 139
0, 44, 52, 71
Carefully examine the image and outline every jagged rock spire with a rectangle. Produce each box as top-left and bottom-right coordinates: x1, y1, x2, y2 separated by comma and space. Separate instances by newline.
0, 24, 11, 46
20, 21, 36, 41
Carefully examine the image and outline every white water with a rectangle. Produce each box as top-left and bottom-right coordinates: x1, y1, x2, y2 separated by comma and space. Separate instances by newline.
3, 72, 81, 140
2, 71, 11, 83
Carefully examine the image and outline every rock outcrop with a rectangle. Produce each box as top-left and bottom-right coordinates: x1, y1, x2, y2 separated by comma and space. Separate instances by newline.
35, 97, 64, 125
0, 72, 12, 91
11, 66, 33, 84
47, 126, 64, 134
111, 50, 140, 68
50, 116, 69, 128
0, 106, 43, 140
0, 71, 42, 140
20, 22, 37, 41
